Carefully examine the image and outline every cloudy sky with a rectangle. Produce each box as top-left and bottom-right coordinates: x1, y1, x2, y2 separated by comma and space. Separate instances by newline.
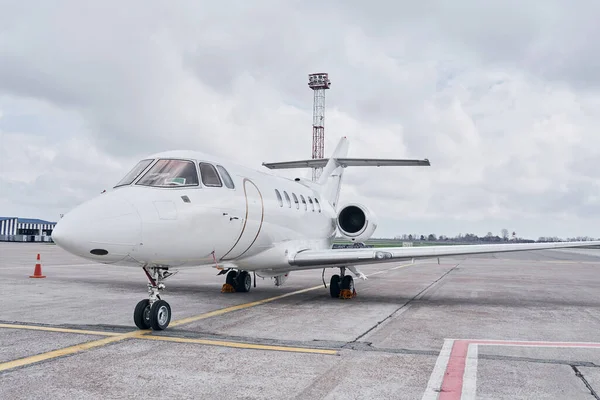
1, 0, 600, 240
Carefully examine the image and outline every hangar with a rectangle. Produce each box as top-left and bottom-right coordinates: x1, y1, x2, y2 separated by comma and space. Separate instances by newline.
0, 217, 57, 242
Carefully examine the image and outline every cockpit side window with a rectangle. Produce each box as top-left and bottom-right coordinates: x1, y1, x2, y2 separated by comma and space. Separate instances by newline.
136, 159, 199, 187
216, 165, 235, 189
199, 163, 222, 187
114, 159, 154, 187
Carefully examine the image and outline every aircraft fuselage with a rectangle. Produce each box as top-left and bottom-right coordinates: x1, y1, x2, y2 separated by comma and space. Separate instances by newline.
52, 153, 337, 272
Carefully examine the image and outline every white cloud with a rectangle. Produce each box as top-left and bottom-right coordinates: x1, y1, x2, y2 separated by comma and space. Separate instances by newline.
1, 0, 600, 240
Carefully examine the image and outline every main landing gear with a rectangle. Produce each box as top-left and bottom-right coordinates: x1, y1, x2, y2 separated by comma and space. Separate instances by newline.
134, 266, 177, 331
221, 269, 252, 293
328, 267, 356, 299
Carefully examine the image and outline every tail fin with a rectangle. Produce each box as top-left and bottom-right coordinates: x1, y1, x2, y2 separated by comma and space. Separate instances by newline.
261, 136, 430, 209
318, 137, 349, 208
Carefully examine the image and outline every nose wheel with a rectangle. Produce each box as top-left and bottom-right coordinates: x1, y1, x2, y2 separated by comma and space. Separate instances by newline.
134, 266, 175, 330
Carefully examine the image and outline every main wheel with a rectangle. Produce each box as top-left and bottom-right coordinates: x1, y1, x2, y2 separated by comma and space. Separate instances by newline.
330, 274, 341, 298
341, 275, 354, 292
149, 299, 171, 330
133, 299, 151, 329
226, 270, 237, 286
236, 271, 251, 292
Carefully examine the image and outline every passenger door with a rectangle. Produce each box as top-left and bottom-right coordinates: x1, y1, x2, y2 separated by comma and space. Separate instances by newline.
220, 178, 264, 260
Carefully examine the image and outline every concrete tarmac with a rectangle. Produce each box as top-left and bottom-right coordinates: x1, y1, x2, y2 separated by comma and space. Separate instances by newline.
1, 242, 600, 399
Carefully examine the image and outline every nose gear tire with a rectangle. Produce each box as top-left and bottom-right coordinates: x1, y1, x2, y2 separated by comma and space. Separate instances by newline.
133, 299, 152, 329
149, 299, 171, 330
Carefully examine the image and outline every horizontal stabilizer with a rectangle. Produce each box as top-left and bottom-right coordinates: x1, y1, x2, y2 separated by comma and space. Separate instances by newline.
262, 157, 430, 170
336, 158, 430, 167
262, 159, 328, 169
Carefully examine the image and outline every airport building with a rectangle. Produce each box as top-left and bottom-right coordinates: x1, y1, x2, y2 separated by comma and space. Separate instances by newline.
0, 217, 57, 242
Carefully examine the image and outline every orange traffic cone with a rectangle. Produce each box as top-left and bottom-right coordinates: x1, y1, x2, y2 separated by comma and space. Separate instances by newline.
30, 254, 46, 278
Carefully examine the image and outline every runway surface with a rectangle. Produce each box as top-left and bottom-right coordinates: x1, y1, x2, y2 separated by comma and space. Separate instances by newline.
1, 242, 600, 399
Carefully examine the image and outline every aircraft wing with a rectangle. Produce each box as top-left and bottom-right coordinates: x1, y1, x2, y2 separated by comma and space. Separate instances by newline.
289, 240, 600, 269
262, 158, 430, 170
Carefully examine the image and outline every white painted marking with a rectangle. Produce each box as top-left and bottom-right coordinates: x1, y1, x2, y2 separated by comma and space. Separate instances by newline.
434, 338, 600, 399
422, 339, 455, 400
461, 339, 600, 347
461, 344, 478, 400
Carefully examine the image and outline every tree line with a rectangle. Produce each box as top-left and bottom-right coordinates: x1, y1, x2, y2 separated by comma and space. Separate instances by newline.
394, 229, 599, 243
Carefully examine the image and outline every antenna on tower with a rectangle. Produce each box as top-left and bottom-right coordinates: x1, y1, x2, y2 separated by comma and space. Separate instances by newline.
308, 73, 331, 181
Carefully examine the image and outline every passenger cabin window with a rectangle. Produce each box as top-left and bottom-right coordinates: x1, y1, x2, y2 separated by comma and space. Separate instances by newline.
217, 165, 235, 189
314, 198, 321, 212
199, 163, 222, 187
136, 159, 199, 187
115, 159, 154, 187
275, 189, 283, 207
308, 197, 314, 211
283, 191, 291, 208
292, 193, 299, 209
300, 195, 307, 211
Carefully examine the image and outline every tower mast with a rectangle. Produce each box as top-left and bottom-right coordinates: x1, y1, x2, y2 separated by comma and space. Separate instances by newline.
308, 73, 331, 181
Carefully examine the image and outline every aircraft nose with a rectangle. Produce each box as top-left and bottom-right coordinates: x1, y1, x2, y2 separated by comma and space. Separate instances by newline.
52, 193, 142, 262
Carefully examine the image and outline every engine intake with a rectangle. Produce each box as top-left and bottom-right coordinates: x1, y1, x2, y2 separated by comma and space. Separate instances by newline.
336, 203, 377, 242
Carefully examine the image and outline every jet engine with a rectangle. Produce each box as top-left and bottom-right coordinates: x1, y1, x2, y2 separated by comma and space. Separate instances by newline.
336, 203, 378, 242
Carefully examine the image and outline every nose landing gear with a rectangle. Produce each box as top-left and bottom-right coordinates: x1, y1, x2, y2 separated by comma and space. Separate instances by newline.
134, 266, 176, 330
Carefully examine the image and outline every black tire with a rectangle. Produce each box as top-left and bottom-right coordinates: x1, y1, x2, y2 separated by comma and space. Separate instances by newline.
236, 271, 251, 292
341, 275, 354, 292
330, 274, 341, 298
149, 299, 171, 330
133, 299, 151, 329
226, 270, 236, 286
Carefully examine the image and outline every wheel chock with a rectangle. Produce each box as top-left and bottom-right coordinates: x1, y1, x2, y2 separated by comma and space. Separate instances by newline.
221, 283, 236, 293
339, 289, 356, 299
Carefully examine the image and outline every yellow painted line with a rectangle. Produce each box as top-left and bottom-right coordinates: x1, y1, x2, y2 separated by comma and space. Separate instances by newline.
170, 262, 414, 327
141, 335, 338, 355
169, 285, 324, 327
546, 261, 579, 264
390, 263, 414, 271
0, 330, 148, 373
0, 323, 120, 337
0, 285, 334, 372
0, 261, 413, 372
349, 262, 414, 277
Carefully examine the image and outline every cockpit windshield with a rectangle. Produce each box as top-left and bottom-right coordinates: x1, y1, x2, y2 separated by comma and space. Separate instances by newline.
136, 159, 199, 187
114, 159, 154, 187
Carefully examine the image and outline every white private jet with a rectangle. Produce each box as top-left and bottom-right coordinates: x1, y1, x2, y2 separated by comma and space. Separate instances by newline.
51, 136, 600, 331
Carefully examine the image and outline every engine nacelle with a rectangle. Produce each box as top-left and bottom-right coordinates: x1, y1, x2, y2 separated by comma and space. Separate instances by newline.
336, 203, 378, 242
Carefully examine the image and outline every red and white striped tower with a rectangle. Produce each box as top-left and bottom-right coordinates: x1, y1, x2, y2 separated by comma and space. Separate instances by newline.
308, 73, 331, 181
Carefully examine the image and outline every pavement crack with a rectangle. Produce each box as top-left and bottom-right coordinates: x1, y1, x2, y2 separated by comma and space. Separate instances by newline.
347, 263, 461, 344
478, 354, 600, 368
572, 365, 600, 399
